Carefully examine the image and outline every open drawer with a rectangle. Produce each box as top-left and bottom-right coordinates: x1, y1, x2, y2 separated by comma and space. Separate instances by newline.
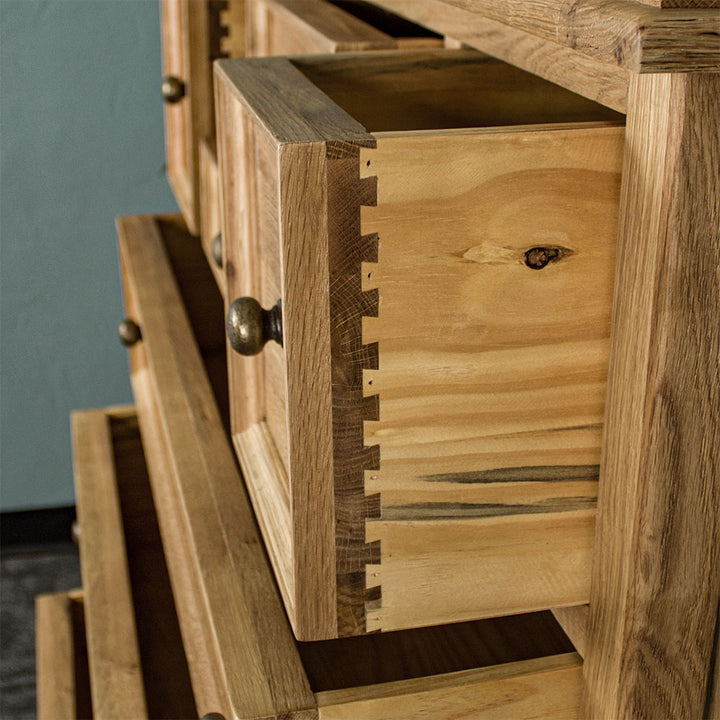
71, 406, 196, 719
116, 213, 584, 719
215, 49, 625, 639
36, 590, 92, 720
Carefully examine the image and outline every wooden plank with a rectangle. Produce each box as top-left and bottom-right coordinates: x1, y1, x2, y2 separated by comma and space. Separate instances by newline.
360, 124, 622, 631
316, 653, 583, 719
160, 0, 245, 233
364, 0, 629, 111
36, 592, 92, 720
117, 214, 317, 718
247, 0, 396, 55
583, 72, 720, 719
635, 0, 720, 8
366, 512, 595, 631
71, 408, 148, 720
551, 605, 589, 658
215, 56, 373, 145
374, 0, 720, 73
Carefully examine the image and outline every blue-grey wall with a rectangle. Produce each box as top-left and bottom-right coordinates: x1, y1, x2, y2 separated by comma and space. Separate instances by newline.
1, 1, 178, 510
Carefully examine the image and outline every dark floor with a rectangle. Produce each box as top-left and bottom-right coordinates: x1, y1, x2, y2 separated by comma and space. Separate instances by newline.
1, 542, 82, 720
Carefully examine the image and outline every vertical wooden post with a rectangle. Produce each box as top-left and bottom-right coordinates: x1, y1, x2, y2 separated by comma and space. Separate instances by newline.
583, 72, 720, 719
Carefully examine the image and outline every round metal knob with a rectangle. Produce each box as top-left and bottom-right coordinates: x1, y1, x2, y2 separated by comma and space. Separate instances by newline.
226, 298, 283, 356
118, 319, 142, 347
211, 233, 223, 268
161, 76, 185, 104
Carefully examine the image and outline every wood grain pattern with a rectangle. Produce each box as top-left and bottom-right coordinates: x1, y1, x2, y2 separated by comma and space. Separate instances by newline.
118, 214, 317, 718
366, 512, 595, 631
108, 412, 197, 720
216, 56, 376, 639
246, 0, 443, 56
35, 592, 92, 720
71, 407, 148, 720
351, 0, 629, 111
375, 0, 720, 73
161, 0, 245, 233
583, 72, 720, 720
551, 605, 589, 658
360, 124, 623, 630
316, 653, 583, 719
199, 137, 225, 298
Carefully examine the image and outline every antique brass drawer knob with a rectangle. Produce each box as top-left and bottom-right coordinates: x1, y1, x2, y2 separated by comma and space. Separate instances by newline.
161, 75, 185, 104
211, 233, 223, 268
118, 319, 142, 347
226, 297, 283, 355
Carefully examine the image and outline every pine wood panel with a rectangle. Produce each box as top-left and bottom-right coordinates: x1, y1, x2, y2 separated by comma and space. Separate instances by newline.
118, 214, 316, 718
583, 72, 720, 720
247, 0, 443, 56
36, 591, 92, 720
71, 407, 148, 720
316, 653, 583, 720
373, 0, 720, 73
359, 125, 622, 630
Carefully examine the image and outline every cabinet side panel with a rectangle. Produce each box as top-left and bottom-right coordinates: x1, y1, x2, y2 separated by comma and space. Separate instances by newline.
360, 125, 623, 630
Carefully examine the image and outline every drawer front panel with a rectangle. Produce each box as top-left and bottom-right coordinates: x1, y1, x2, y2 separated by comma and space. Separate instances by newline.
161, 0, 245, 233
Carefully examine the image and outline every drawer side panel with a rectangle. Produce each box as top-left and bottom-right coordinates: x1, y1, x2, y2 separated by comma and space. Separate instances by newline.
360, 124, 624, 630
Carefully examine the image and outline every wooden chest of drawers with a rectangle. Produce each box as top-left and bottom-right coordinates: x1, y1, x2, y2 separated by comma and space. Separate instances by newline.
215, 48, 624, 640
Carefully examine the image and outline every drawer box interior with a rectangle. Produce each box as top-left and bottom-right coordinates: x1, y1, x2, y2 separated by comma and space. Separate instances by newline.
216, 49, 624, 640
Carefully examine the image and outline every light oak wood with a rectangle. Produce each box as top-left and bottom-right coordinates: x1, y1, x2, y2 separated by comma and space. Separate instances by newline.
246, 0, 443, 56
359, 124, 622, 631
217, 51, 623, 638
316, 653, 583, 720
161, 0, 245, 233
345, 0, 630, 111
71, 407, 147, 720
199, 137, 225, 298
373, 0, 720, 74
117, 214, 316, 717
36, 591, 92, 720
583, 72, 720, 719
551, 605, 589, 659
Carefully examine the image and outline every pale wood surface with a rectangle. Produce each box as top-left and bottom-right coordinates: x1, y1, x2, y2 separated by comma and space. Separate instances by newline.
583, 72, 720, 719
107, 411, 197, 719
161, 0, 245, 233
551, 605, 589, 659
316, 653, 583, 719
71, 407, 148, 720
360, 0, 629, 111
246, 0, 443, 56
373, 0, 720, 73
117, 214, 316, 717
35, 592, 92, 720
360, 124, 623, 630
199, 137, 225, 298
